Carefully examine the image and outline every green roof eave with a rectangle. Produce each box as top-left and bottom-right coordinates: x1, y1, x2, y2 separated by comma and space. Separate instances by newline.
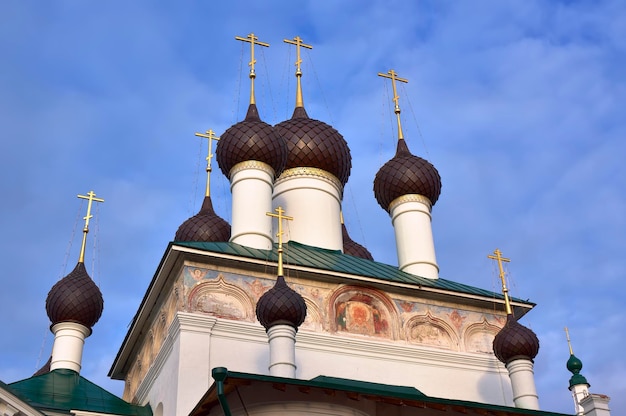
8, 369, 152, 416
190, 368, 572, 416
174, 240, 534, 307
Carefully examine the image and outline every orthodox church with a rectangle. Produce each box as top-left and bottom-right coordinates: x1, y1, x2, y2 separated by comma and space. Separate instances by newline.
0, 34, 611, 416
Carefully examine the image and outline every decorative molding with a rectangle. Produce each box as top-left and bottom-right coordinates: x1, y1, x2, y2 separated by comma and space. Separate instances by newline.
230, 160, 275, 178
388, 193, 432, 212
276, 166, 343, 192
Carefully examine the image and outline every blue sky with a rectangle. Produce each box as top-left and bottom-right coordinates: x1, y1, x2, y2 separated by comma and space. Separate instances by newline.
1, 1, 624, 414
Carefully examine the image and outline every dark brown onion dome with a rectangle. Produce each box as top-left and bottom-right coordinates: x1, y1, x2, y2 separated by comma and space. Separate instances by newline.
216, 104, 287, 178
46, 262, 104, 329
493, 315, 540, 364
373, 139, 441, 212
342, 224, 374, 260
274, 107, 351, 185
256, 276, 307, 330
174, 196, 231, 242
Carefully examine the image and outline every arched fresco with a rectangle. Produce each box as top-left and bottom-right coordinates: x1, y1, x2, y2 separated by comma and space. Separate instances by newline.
463, 317, 501, 354
329, 286, 399, 339
405, 312, 459, 350
187, 275, 255, 321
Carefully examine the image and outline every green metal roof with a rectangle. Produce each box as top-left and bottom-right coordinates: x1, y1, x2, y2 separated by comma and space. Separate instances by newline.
8, 369, 152, 416
190, 368, 571, 416
175, 240, 533, 305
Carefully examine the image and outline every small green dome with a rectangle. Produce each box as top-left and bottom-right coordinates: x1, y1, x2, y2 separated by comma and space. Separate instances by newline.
567, 354, 583, 374
567, 354, 589, 388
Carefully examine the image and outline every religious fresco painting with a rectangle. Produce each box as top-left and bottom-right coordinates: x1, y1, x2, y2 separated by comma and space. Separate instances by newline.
334, 290, 391, 338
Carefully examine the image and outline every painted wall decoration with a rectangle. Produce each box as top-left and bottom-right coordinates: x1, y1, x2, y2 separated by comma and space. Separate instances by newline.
463, 318, 501, 354
331, 287, 397, 339
187, 275, 255, 321
405, 312, 459, 350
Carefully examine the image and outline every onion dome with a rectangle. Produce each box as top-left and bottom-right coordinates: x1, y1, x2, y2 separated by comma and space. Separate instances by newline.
256, 276, 307, 330
174, 196, 230, 242
493, 315, 540, 364
216, 104, 287, 178
373, 139, 441, 212
342, 224, 374, 260
45, 262, 104, 329
275, 107, 352, 185
567, 354, 589, 388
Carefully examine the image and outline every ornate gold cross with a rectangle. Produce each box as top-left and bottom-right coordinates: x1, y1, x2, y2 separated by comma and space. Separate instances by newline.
235, 33, 270, 105
284, 36, 313, 108
77, 190, 105, 263
487, 248, 512, 314
267, 206, 293, 276
195, 129, 220, 197
378, 69, 408, 140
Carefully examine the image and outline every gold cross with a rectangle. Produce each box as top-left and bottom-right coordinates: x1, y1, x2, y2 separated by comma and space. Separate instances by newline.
378, 69, 408, 140
284, 36, 313, 108
235, 33, 270, 105
77, 190, 105, 263
267, 206, 293, 276
487, 248, 512, 315
195, 129, 220, 197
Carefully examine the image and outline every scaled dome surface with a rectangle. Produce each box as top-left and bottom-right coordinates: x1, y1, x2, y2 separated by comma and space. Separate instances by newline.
275, 107, 351, 185
374, 139, 441, 211
216, 104, 287, 177
342, 224, 374, 261
46, 262, 104, 329
256, 276, 307, 330
492, 315, 540, 364
175, 196, 231, 242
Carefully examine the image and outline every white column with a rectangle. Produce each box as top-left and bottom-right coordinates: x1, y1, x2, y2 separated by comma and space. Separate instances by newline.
580, 394, 611, 416
273, 168, 343, 251
506, 359, 540, 410
230, 161, 275, 250
267, 325, 297, 378
570, 383, 590, 415
50, 322, 91, 373
389, 194, 438, 279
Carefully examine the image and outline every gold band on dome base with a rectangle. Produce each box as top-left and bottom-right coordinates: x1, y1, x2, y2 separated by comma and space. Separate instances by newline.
229, 160, 276, 179
388, 194, 432, 212
276, 167, 343, 192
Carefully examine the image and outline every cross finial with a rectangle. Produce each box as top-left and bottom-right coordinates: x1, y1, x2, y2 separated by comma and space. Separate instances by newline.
378, 69, 409, 141
487, 248, 512, 315
565, 327, 574, 355
284, 36, 313, 108
267, 206, 293, 276
77, 191, 105, 264
235, 33, 270, 105
194, 129, 220, 197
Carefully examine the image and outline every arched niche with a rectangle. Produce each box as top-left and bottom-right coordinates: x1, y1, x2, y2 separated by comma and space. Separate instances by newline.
300, 296, 322, 331
405, 312, 459, 350
329, 285, 399, 339
463, 317, 501, 354
187, 275, 254, 321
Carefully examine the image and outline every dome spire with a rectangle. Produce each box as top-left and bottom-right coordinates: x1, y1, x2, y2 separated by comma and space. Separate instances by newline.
565, 327, 590, 415
76, 191, 104, 264
488, 248, 512, 315
378, 69, 408, 141
194, 129, 220, 198
490, 249, 540, 410
266, 206, 293, 276
284, 36, 312, 108
46, 190, 105, 373
235, 33, 269, 106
